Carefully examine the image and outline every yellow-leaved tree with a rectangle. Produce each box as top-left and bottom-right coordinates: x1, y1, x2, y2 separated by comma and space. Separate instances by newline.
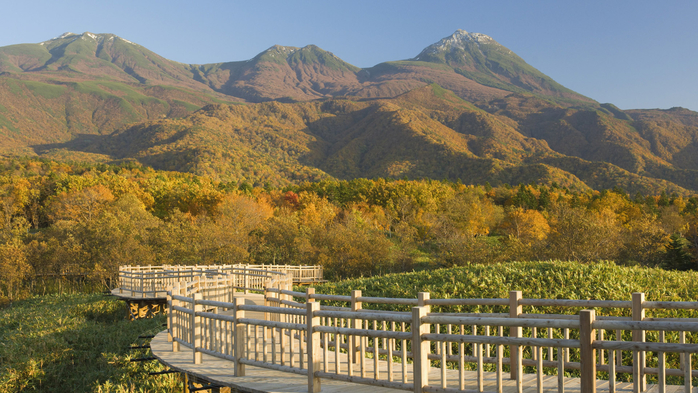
499, 208, 550, 244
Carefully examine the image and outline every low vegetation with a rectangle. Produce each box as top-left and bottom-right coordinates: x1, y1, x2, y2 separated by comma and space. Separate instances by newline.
4, 263, 698, 392
314, 260, 698, 316
0, 293, 178, 393
312, 261, 698, 383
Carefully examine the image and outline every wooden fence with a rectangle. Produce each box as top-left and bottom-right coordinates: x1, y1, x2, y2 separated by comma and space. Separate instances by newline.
163, 270, 698, 393
118, 264, 322, 298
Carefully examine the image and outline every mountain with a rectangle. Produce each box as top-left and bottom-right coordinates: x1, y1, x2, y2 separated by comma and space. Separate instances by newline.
32, 84, 697, 195
1, 32, 206, 89
1, 31, 697, 194
1, 30, 592, 104
187, 30, 594, 104
0, 30, 592, 154
410, 30, 588, 102
0, 32, 238, 155
190, 44, 362, 102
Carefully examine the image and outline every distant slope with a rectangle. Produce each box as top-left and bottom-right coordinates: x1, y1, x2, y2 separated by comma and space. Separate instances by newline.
0, 76, 232, 156
0, 30, 595, 152
33, 85, 696, 194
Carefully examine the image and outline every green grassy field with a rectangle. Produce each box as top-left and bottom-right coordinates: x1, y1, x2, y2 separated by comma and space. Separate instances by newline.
0, 294, 180, 393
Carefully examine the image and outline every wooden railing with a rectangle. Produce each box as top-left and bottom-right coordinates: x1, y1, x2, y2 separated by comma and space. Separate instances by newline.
164, 279, 698, 393
117, 264, 321, 298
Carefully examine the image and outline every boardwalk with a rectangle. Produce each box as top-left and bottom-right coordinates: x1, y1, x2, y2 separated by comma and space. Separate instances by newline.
116, 264, 698, 393
150, 293, 690, 393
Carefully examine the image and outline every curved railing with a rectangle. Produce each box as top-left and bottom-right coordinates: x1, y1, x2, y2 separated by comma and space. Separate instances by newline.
117, 264, 319, 298
164, 276, 698, 393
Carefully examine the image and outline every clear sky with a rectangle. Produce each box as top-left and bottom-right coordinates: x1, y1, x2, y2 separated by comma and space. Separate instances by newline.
2, 0, 697, 111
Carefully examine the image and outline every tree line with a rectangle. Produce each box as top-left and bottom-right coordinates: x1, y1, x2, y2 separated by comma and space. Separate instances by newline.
1, 158, 697, 301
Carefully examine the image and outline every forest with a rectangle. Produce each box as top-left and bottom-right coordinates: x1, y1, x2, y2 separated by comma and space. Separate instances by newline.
1, 157, 697, 302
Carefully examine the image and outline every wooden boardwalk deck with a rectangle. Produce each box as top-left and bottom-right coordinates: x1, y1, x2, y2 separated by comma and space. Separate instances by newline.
149, 293, 695, 393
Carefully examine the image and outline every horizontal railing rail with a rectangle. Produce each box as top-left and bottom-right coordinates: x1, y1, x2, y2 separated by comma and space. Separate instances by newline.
166, 283, 698, 393
117, 264, 307, 298
132, 264, 698, 393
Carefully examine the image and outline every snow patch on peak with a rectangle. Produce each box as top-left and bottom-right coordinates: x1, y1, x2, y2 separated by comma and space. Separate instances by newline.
119, 37, 135, 45
269, 45, 297, 53
45, 32, 76, 42
422, 29, 496, 55
85, 32, 98, 40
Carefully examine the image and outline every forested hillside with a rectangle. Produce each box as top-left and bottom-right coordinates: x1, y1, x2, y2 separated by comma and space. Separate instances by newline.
22, 85, 698, 195
1, 32, 698, 194
1, 159, 696, 302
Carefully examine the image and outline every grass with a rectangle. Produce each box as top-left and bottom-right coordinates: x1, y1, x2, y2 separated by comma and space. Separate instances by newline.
172, 99, 201, 112
0, 293, 180, 393
70, 80, 166, 107
20, 80, 67, 99
287, 46, 361, 72
0, 113, 20, 134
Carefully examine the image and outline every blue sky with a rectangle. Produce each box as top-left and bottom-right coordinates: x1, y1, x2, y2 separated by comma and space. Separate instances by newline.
2, 0, 697, 111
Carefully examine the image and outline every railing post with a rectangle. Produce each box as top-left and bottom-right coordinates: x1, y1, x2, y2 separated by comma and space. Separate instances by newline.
193, 293, 202, 364
234, 297, 246, 376
307, 301, 321, 393
418, 292, 430, 311
306, 287, 315, 303
244, 267, 249, 295
229, 276, 236, 304
264, 279, 272, 322
172, 283, 180, 352
413, 305, 429, 393
351, 290, 362, 364
509, 291, 523, 384
632, 292, 646, 393
167, 287, 173, 342
580, 309, 596, 393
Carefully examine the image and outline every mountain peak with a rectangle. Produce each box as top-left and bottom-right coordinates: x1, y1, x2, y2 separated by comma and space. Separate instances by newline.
414, 29, 498, 60
41, 32, 136, 46
261, 45, 299, 55
57, 32, 76, 39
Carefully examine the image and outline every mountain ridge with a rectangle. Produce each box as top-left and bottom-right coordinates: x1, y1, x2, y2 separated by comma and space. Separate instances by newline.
1, 30, 697, 195
1, 30, 594, 104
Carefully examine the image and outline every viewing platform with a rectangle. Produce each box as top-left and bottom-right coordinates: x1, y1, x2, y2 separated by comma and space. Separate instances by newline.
112, 264, 323, 319
122, 264, 698, 393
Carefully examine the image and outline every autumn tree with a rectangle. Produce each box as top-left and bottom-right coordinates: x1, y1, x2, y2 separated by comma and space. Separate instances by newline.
314, 211, 392, 279
544, 202, 622, 262
499, 208, 550, 244
201, 193, 273, 264
77, 194, 159, 286
0, 239, 31, 300
48, 185, 115, 224
151, 209, 205, 265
